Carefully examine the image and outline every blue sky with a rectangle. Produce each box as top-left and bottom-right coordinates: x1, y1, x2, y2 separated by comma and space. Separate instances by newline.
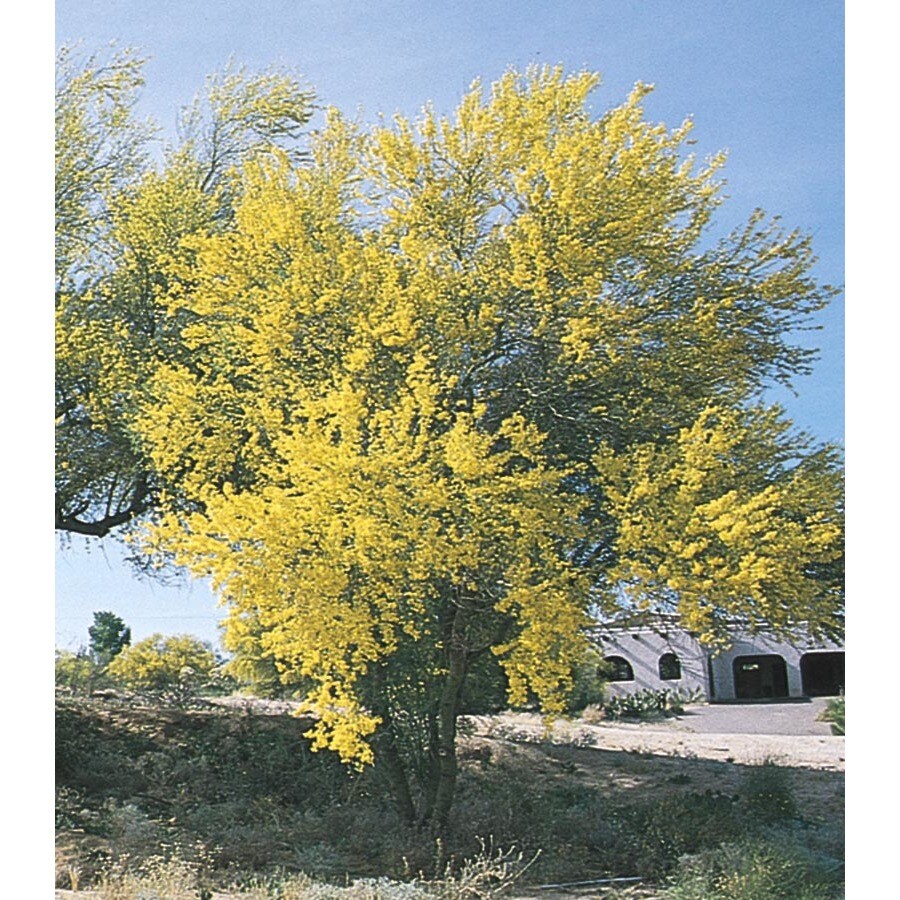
54, 0, 845, 651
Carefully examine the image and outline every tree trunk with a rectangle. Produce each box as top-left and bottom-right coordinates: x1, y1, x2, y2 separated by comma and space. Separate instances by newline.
370, 668, 416, 825
418, 713, 441, 826
430, 603, 469, 828
376, 722, 416, 825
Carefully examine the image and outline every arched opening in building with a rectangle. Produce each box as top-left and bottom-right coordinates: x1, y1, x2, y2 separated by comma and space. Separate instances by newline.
732, 654, 789, 699
659, 652, 682, 681
604, 655, 635, 682
800, 651, 844, 697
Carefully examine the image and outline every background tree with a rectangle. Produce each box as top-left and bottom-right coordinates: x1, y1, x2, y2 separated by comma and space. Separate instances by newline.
87, 610, 132, 664
123, 68, 843, 825
55, 44, 315, 538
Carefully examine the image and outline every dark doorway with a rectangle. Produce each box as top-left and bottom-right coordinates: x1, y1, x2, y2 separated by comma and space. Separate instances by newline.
733, 655, 789, 699
800, 651, 844, 697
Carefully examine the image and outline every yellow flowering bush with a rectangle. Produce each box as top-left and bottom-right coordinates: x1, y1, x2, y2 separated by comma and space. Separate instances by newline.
107, 634, 217, 694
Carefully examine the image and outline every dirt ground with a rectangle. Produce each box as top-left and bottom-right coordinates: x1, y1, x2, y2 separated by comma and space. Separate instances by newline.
206, 695, 845, 823
472, 700, 845, 772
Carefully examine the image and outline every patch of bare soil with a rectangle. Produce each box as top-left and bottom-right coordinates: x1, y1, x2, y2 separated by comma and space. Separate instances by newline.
473, 710, 844, 768
464, 711, 844, 824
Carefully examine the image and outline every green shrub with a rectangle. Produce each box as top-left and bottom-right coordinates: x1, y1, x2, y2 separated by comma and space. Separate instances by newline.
603, 688, 700, 720
663, 829, 844, 899
564, 647, 609, 714
739, 761, 797, 825
589, 790, 745, 880
459, 647, 509, 715
818, 695, 845, 735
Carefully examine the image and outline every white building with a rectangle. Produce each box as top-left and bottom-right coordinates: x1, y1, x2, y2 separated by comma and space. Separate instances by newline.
591, 617, 844, 702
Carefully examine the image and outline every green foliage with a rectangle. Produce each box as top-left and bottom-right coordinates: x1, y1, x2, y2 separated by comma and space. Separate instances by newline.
663, 830, 844, 899
55, 44, 157, 538
602, 688, 701, 721
818, 695, 845, 735
55, 43, 154, 286
177, 60, 315, 192
106, 634, 217, 701
459, 650, 510, 716
89, 611, 132, 663
55, 44, 315, 538
564, 647, 609, 714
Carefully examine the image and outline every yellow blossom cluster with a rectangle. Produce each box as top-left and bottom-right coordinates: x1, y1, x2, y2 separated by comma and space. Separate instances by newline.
596, 406, 843, 642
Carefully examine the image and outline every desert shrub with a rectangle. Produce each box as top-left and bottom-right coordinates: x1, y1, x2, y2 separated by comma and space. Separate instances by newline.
587, 790, 745, 880
603, 688, 700, 721
55, 697, 155, 791
739, 760, 798, 825
96, 855, 201, 900
818, 695, 845, 735
56, 649, 104, 694
663, 828, 844, 899
426, 837, 539, 899
448, 762, 747, 884
106, 633, 217, 702
587, 760, 800, 879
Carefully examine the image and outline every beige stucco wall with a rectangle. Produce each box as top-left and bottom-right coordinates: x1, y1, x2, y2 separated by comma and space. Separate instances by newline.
591, 625, 710, 698
591, 623, 843, 702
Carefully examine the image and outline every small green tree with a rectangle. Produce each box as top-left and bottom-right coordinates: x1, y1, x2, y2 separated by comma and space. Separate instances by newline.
565, 647, 610, 714
106, 633, 217, 703
88, 611, 132, 664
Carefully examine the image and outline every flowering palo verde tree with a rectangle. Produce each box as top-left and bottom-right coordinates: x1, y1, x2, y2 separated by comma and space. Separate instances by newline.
55, 45, 315, 537
119, 68, 842, 825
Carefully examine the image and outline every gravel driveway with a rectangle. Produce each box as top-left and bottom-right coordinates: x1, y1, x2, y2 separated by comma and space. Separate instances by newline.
670, 697, 835, 736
